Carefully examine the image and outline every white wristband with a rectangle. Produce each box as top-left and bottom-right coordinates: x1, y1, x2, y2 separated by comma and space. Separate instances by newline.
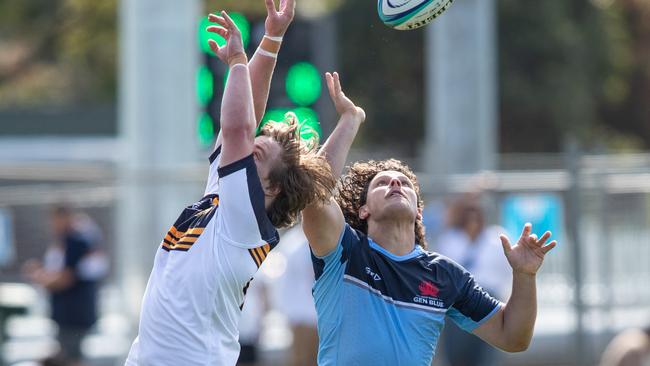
257, 47, 278, 59
263, 35, 283, 43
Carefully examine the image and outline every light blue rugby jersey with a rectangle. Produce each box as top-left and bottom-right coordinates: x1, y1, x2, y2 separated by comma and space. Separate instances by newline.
311, 224, 503, 366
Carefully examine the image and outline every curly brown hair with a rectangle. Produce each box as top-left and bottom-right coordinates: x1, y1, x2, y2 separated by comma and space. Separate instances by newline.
337, 159, 427, 249
259, 114, 336, 228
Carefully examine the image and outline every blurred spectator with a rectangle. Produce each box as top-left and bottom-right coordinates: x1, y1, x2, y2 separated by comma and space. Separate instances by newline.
22, 206, 108, 366
600, 327, 650, 366
278, 226, 319, 366
435, 195, 511, 366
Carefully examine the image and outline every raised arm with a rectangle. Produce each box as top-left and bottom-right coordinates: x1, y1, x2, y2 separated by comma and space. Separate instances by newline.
302, 72, 365, 256
207, 1, 294, 153
472, 224, 557, 352
207, 11, 255, 166
318, 72, 366, 176
249, 0, 295, 123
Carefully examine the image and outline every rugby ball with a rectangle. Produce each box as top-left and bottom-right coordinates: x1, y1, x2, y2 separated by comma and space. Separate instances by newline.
378, 0, 455, 30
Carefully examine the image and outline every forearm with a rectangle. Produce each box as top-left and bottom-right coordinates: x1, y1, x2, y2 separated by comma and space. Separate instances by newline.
249, 41, 280, 123
221, 62, 255, 136
501, 272, 537, 350
318, 113, 362, 176
34, 269, 74, 291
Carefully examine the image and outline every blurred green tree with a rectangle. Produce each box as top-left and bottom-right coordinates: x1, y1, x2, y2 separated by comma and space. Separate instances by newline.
498, 0, 640, 152
0, 0, 117, 107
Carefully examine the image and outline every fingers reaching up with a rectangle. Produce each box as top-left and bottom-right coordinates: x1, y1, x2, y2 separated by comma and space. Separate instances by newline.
501, 223, 557, 275
207, 11, 245, 65
264, 0, 295, 37
325, 72, 366, 123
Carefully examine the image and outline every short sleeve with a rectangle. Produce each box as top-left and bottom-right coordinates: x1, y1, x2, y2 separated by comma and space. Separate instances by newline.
216, 154, 279, 249
204, 146, 222, 196
446, 260, 502, 332
311, 224, 358, 302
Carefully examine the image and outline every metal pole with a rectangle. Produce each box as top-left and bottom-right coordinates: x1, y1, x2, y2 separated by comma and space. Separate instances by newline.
117, 0, 202, 322
566, 138, 586, 365
424, 0, 497, 178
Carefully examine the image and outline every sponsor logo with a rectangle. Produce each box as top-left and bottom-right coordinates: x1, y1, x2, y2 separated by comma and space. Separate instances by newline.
365, 267, 382, 281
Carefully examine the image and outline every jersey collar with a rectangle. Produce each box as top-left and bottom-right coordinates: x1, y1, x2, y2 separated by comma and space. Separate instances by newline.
367, 237, 424, 262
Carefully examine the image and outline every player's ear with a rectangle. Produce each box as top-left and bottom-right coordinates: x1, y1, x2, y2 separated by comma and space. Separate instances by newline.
416, 207, 423, 221
359, 205, 370, 220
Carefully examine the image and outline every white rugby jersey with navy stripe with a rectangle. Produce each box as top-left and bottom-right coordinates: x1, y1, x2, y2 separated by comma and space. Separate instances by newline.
125, 147, 279, 366
312, 224, 502, 366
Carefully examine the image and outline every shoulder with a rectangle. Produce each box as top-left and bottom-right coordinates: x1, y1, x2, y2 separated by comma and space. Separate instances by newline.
420, 250, 462, 268
418, 250, 471, 281
341, 224, 365, 247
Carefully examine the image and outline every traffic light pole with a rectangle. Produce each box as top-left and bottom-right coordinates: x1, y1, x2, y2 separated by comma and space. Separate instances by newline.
117, 0, 202, 324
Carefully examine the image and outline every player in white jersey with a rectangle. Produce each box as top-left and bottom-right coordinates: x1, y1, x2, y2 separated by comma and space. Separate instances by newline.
125, 2, 335, 365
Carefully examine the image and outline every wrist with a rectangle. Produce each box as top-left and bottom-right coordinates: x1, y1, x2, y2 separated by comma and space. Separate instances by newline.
341, 110, 363, 122
228, 52, 248, 67
512, 270, 537, 280
264, 34, 284, 42
340, 107, 365, 123
264, 29, 286, 38
257, 35, 282, 59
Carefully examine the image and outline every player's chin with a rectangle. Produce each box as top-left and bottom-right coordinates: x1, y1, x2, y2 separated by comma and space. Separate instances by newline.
385, 202, 417, 217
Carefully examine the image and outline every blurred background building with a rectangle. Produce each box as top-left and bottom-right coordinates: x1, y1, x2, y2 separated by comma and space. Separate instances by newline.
0, 0, 649, 365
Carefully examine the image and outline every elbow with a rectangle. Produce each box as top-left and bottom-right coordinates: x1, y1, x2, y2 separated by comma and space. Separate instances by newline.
220, 122, 253, 141
500, 338, 531, 353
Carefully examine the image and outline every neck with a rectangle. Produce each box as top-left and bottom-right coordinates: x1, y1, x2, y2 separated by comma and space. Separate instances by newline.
367, 218, 416, 256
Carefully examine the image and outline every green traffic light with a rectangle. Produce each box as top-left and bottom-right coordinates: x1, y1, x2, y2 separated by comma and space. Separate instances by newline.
198, 113, 215, 147
198, 13, 250, 55
286, 62, 322, 107
196, 66, 214, 106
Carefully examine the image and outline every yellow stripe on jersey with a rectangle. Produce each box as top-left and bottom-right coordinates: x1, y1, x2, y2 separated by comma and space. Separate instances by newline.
162, 242, 193, 251
162, 226, 206, 252
247, 243, 271, 268
160, 195, 218, 252
248, 248, 263, 267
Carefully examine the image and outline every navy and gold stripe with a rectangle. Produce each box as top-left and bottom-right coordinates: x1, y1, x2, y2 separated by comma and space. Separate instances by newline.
247, 243, 271, 268
161, 194, 219, 252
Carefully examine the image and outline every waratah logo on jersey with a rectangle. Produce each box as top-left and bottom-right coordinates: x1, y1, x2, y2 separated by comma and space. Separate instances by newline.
419, 281, 439, 297
414, 281, 445, 308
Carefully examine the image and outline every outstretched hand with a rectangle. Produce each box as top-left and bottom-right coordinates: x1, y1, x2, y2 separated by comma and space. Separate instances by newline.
500, 223, 556, 276
264, 0, 295, 37
326, 72, 366, 124
207, 11, 246, 65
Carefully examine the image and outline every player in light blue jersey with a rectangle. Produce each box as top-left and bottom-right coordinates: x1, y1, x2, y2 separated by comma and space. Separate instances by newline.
303, 73, 557, 365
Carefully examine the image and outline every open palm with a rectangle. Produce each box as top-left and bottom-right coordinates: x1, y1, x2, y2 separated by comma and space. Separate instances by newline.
206, 11, 245, 65
500, 223, 556, 275
264, 0, 295, 37
326, 72, 366, 123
